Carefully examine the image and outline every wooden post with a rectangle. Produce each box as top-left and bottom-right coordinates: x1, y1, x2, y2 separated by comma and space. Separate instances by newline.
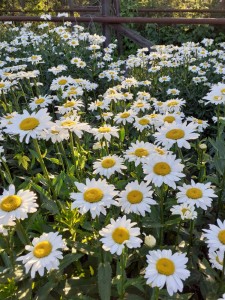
102, 0, 112, 47
113, 0, 123, 55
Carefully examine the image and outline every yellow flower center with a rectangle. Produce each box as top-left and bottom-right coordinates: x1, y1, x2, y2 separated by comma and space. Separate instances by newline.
120, 112, 130, 118
64, 101, 75, 108
186, 188, 203, 199
216, 255, 223, 265
68, 90, 77, 95
0, 83, 5, 88
58, 79, 67, 85
153, 162, 171, 176
0, 195, 22, 212
213, 96, 222, 101
155, 148, 166, 155
218, 230, 225, 245
96, 101, 103, 106
127, 190, 143, 204
148, 114, 157, 119
139, 118, 149, 125
181, 208, 189, 214
35, 98, 45, 104
31, 55, 38, 60
33, 241, 52, 258
61, 120, 76, 127
136, 103, 144, 107
197, 119, 203, 124
157, 102, 163, 106
112, 227, 130, 244
5, 115, 13, 119
156, 258, 175, 276
101, 158, 116, 168
98, 127, 111, 133
164, 116, 175, 123
167, 101, 179, 107
83, 188, 103, 203
220, 88, 225, 94
19, 117, 40, 131
51, 130, 60, 134
166, 129, 185, 140
134, 148, 149, 157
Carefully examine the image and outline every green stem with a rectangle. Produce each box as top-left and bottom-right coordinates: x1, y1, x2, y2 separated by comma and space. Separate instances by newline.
15, 219, 30, 245
175, 220, 182, 249
55, 143, 65, 171
1, 159, 13, 183
118, 250, 127, 300
33, 139, 50, 182
59, 142, 70, 170
69, 132, 77, 165
33, 139, 57, 199
151, 286, 159, 300
187, 220, 194, 256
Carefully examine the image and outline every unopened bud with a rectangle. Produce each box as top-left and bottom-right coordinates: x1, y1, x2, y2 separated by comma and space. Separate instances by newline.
144, 234, 156, 248
199, 143, 207, 151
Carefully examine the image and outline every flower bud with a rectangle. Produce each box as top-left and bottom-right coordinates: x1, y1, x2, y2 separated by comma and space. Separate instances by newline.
144, 234, 156, 248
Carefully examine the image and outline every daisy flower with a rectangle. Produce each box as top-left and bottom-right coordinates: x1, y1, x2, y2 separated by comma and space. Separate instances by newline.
203, 219, 225, 251
176, 180, 217, 210
99, 215, 142, 255
218, 294, 225, 300
58, 117, 90, 138
56, 99, 84, 114
208, 249, 225, 271
131, 100, 151, 113
143, 154, 185, 189
170, 203, 197, 220
92, 125, 119, 141
124, 141, 155, 167
0, 184, 38, 225
133, 116, 151, 132
186, 117, 208, 133
29, 95, 53, 110
93, 155, 127, 179
4, 108, 52, 143
163, 98, 186, 113
145, 249, 190, 296
70, 178, 117, 218
116, 180, 157, 216
167, 88, 180, 96
114, 110, 136, 125
40, 123, 69, 143
154, 121, 199, 150
17, 232, 65, 278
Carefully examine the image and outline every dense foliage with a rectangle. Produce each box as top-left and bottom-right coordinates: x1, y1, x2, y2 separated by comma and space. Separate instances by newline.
0, 21, 225, 300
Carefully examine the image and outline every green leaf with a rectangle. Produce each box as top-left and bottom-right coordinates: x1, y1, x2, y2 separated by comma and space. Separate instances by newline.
59, 253, 84, 271
46, 157, 61, 165
119, 127, 125, 142
98, 262, 112, 300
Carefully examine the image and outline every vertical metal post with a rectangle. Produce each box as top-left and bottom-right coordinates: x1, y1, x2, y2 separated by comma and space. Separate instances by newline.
102, 0, 111, 47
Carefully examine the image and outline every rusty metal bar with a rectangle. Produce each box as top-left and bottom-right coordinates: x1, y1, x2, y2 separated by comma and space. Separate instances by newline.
136, 8, 225, 13
0, 7, 100, 13
1, 16, 225, 24
0, 8, 224, 14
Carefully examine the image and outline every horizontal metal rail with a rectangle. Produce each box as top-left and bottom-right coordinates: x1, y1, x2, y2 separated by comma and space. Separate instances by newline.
1, 16, 225, 24
0, 7, 100, 13
1, 8, 225, 14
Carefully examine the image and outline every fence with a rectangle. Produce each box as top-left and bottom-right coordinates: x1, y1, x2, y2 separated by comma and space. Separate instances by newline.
1, 0, 225, 52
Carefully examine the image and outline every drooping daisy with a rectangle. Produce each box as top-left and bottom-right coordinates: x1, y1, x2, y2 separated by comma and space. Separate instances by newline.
143, 154, 185, 189
40, 123, 69, 143
70, 178, 117, 218
116, 181, 157, 216
124, 141, 155, 167
0, 184, 38, 225
186, 117, 209, 132
154, 121, 199, 150
145, 249, 190, 296
208, 249, 225, 271
176, 180, 217, 210
170, 203, 197, 220
93, 155, 127, 179
92, 125, 119, 141
99, 215, 142, 255
4, 108, 52, 143
203, 219, 225, 251
17, 232, 65, 278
